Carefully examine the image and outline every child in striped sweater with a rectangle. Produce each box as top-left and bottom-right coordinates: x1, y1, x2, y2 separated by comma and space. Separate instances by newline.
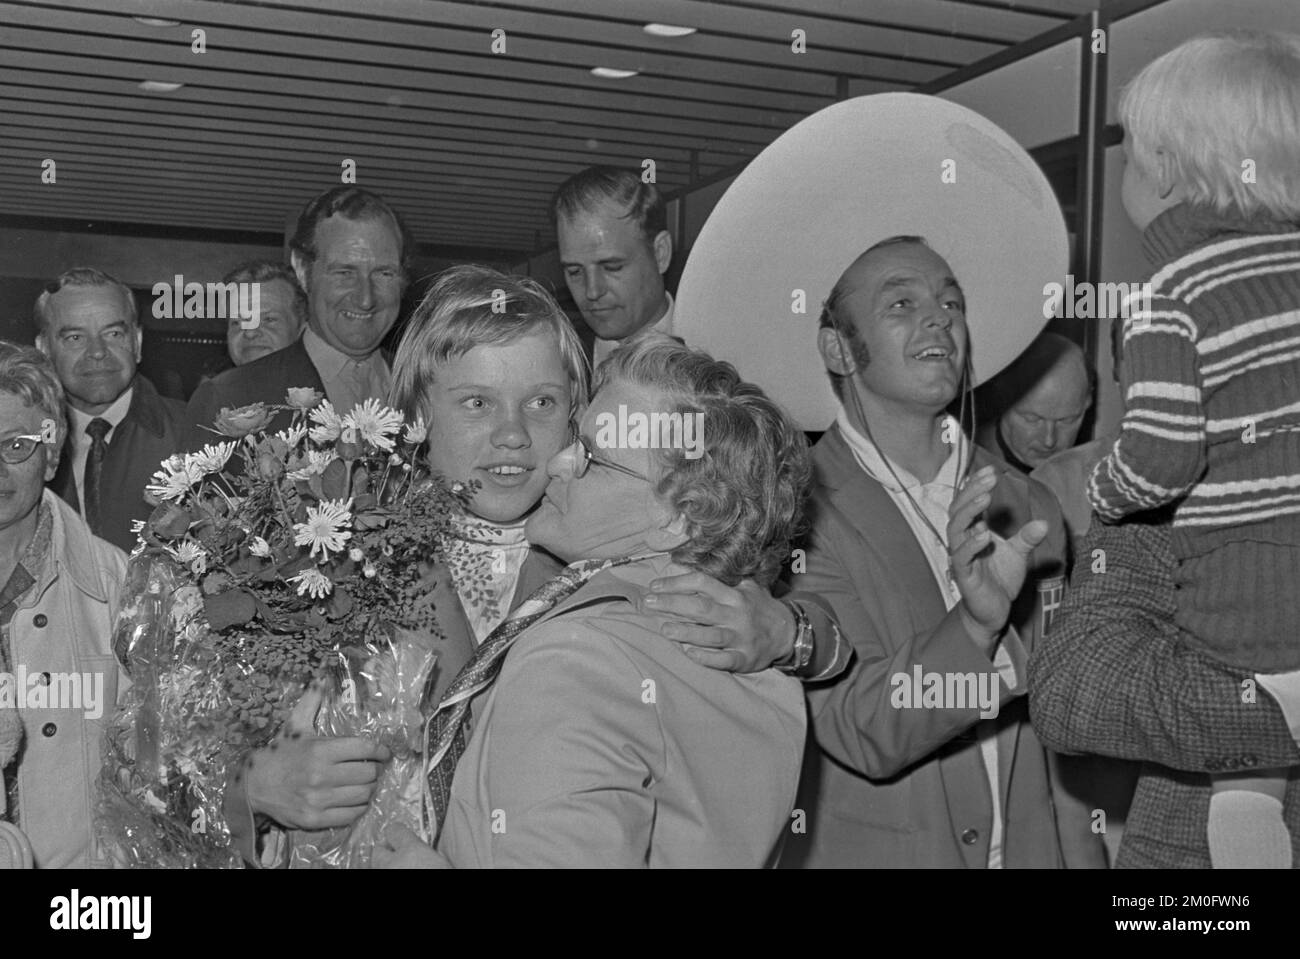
1088, 32, 1300, 869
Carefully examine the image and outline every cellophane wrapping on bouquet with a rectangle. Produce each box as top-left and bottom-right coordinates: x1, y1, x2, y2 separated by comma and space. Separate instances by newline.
97, 390, 469, 868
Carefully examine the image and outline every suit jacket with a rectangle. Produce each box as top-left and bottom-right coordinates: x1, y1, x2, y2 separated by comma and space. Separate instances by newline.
1028, 517, 1300, 868
784, 426, 1103, 868
438, 554, 806, 868
184, 337, 325, 452
49, 374, 188, 553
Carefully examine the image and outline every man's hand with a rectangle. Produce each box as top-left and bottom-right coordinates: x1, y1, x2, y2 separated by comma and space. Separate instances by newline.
947, 465, 1048, 650
374, 824, 452, 869
640, 571, 794, 673
243, 684, 391, 831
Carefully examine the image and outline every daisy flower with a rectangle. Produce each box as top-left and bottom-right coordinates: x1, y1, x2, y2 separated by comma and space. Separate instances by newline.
293, 498, 353, 559
171, 541, 208, 576
191, 441, 235, 475
403, 416, 427, 446
286, 449, 338, 481
287, 568, 333, 600
308, 400, 345, 444
344, 399, 405, 452
248, 536, 272, 558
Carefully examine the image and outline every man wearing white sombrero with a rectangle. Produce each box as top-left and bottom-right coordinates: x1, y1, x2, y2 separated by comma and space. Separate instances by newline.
676, 94, 1105, 867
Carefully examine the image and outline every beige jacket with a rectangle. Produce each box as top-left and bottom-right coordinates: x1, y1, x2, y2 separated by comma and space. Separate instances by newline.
10, 490, 127, 868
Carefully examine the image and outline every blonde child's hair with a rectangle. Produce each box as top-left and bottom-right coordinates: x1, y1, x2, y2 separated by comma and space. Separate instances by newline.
1119, 31, 1300, 219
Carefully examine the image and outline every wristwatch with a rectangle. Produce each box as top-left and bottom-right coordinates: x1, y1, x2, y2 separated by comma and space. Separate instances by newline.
775, 600, 814, 675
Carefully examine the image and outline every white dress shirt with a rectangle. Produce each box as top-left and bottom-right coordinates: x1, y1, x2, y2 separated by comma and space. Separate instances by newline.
836, 405, 1015, 868
67, 387, 134, 517
592, 292, 676, 368
302, 328, 392, 415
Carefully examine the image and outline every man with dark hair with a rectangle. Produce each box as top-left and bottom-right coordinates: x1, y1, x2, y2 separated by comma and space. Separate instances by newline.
221, 261, 308, 367
186, 186, 410, 442
552, 166, 673, 366
35, 268, 187, 552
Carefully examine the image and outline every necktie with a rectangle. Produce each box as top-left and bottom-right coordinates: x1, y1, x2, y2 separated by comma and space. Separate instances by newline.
422, 554, 636, 839
83, 417, 111, 533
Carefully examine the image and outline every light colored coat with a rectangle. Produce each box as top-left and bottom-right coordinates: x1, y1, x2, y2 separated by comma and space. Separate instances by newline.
438, 555, 807, 867
10, 490, 127, 868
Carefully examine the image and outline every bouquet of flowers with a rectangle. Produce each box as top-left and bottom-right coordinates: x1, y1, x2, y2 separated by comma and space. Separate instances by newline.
99, 389, 469, 868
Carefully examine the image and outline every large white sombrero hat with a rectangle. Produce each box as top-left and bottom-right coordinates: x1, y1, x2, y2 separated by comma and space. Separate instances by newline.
676, 92, 1068, 430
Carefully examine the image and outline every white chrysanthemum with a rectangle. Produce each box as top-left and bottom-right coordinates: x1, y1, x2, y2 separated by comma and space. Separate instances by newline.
287, 568, 333, 600
286, 449, 338, 481
146, 460, 201, 502
308, 400, 345, 444
403, 416, 427, 446
170, 541, 208, 576
274, 425, 307, 448
344, 399, 405, 452
348, 547, 364, 562
191, 441, 235, 475
248, 536, 272, 558
293, 498, 353, 559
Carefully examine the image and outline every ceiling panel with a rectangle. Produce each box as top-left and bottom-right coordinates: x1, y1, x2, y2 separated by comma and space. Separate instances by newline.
0, 0, 1099, 260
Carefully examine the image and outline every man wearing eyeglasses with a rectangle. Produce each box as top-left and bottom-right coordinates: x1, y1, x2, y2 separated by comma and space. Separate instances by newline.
0, 342, 126, 867
35, 267, 188, 553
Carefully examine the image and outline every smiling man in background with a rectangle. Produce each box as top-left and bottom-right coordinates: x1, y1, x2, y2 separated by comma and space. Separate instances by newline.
186, 186, 411, 443
221, 260, 308, 367
553, 166, 674, 367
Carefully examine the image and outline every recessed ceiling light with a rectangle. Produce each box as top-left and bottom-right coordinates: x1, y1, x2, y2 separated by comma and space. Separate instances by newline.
132, 17, 180, 27
644, 23, 696, 38
138, 80, 185, 92
591, 67, 639, 79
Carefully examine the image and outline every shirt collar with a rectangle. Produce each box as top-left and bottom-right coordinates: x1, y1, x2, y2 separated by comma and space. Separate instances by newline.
592, 292, 675, 364
69, 384, 134, 436
302, 327, 385, 380
834, 403, 964, 493
1143, 202, 1300, 268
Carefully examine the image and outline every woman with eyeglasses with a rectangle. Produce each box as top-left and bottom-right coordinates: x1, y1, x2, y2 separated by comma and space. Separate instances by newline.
225, 266, 840, 866
0, 341, 127, 867
378, 336, 812, 867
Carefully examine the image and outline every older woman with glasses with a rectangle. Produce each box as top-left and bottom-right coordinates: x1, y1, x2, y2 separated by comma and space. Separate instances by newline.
380, 336, 812, 867
0, 341, 126, 867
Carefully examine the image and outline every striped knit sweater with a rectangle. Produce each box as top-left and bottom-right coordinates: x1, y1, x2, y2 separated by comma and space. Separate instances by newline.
1087, 203, 1300, 670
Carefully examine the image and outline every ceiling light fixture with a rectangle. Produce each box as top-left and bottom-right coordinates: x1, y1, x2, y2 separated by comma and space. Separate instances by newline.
132, 17, 181, 27
138, 80, 185, 92
644, 23, 696, 38
591, 67, 639, 79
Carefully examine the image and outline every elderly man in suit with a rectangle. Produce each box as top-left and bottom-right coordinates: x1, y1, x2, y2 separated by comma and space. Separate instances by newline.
35, 268, 188, 553
1030, 515, 1300, 867
185, 186, 411, 445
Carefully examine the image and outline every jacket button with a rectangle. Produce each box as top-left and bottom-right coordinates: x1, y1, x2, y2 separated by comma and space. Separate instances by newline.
961, 828, 979, 845
33, 614, 47, 628
41, 722, 57, 738
1242, 754, 1258, 768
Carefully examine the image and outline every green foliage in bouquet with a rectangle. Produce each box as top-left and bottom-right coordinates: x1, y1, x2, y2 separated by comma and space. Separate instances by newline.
99, 389, 469, 868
